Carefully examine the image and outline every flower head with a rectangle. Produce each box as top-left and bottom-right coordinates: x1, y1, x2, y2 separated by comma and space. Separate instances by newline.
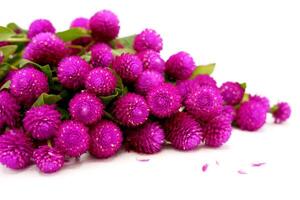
137, 50, 165, 73
134, 29, 163, 52
271, 102, 291, 124
27, 19, 55, 39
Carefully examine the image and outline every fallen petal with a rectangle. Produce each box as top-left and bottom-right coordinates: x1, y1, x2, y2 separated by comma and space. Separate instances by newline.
136, 158, 150, 162
238, 170, 247, 174
252, 162, 266, 167
202, 163, 208, 172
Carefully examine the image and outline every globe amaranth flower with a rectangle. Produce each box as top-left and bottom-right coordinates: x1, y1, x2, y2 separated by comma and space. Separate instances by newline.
55, 120, 89, 157
57, 56, 92, 90
133, 29, 163, 52
137, 50, 165, 73
184, 85, 223, 122
69, 91, 104, 125
85, 67, 117, 96
27, 19, 56, 39
193, 75, 217, 88
236, 100, 267, 131
165, 51, 196, 80
70, 17, 92, 46
90, 10, 120, 42
89, 120, 123, 158
112, 93, 149, 127
249, 95, 270, 112
163, 112, 203, 151
271, 102, 291, 124
23, 32, 68, 66
33, 145, 64, 173
112, 53, 143, 83
176, 79, 194, 100
0, 91, 20, 129
222, 105, 236, 122
10, 67, 49, 105
90, 43, 113, 68
0, 129, 33, 170
134, 70, 164, 95
23, 105, 61, 140
125, 121, 165, 154
220, 82, 245, 106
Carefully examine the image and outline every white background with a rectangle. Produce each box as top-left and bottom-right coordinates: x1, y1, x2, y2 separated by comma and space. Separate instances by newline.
0, 0, 299, 199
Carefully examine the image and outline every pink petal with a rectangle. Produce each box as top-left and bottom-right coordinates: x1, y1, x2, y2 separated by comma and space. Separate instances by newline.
237, 170, 247, 174
202, 163, 208, 172
252, 162, 266, 167
136, 158, 150, 162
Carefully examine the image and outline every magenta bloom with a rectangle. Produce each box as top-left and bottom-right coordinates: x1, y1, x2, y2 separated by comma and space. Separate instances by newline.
0, 129, 33, 170
90, 43, 113, 68
90, 10, 120, 42
137, 50, 165, 73
193, 75, 217, 88
112, 53, 143, 83
27, 19, 56, 39
113, 93, 149, 127
203, 113, 232, 147
165, 51, 196, 80
134, 70, 164, 95
222, 105, 236, 122
146, 83, 181, 118
134, 29, 163, 52
0, 91, 20, 129
126, 121, 165, 154
89, 120, 123, 158
85, 67, 117, 96
163, 112, 203, 151
23, 105, 61, 140
70, 17, 91, 46
57, 56, 92, 90
236, 100, 267, 131
249, 95, 270, 112
272, 102, 291, 124
55, 120, 89, 157
176, 79, 194, 100
184, 85, 223, 122
220, 82, 245, 105
33, 145, 64, 173
10, 67, 49, 105
23, 32, 67, 66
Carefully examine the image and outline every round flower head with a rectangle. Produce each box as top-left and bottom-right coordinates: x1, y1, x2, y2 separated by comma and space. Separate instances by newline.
134, 70, 164, 95
112, 53, 143, 83
55, 120, 89, 157
176, 79, 194, 100
249, 95, 270, 112
203, 113, 232, 147
23, 32, 67, 66
165, 51, 196, 80
236, 100, 267, 131
27, 19, 56, 39
113, 93, 149, 127
0, 129, 33, 170
85, 67, 117, 96
134, 29, 163, 52
70, 17, 92, 46
23, 105, 61, 140
184, 85, 223, 122
163, 112, 203, 151
90, 43, 113, 68
33, 145, 64, 173
89, 120, 123, 158
10, 67, 49, 105
193, 75, 217, 88
126, 121, 165, 154
146, 83, 181, 118
69, 91, 104, 125
0, 91, 20, 129
57, 56, 92, 90
271, 102, 291, 124
90, 10, 120, 42
222, 105, 236, 122
137, 50, 165, 73
220, 82, 245, 105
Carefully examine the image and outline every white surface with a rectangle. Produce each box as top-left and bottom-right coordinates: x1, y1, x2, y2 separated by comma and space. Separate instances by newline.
1, 0, 299, 199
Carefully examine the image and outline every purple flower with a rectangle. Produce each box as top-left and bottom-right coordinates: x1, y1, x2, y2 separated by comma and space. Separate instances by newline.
10, 67, 49, 105
85, 67, 117, 96
193, 75, 217, 88
176, 79, 194, 100
222, 105, 236, 122
220, 82, 245, 105
137, 50, 165, 73
90, 10, 120, 42
55, 120, 89, 157
113, 93, 149, 127
134, 29, 163, 52
249, 95, 270, 112
33, 145, 64, 173
0, 129, 33, 170
70, 17, 92, 46
23, 105, 61, 140
163, 112, 203, 151
23, 32, 67, 66
146, 83, 181, 118
165, 51, 196, 80
90, 43, 113, 68
271, 102, 291, 124
27, 19, 56, 39
0, 91, 20, 129
89, 120, 123, 158
69, 91, 104, 125
126, 121, 165, 154
134, 70, 164, 95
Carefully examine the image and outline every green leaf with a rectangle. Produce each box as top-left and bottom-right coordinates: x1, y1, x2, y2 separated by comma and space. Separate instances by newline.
112, 48, 136, 56
270, 105, 278, 113
110, 34, 136, 49
56, 28, 89, 42
0, 80, 11, 90
99, 90, 119, 105
81, 51, 91, 62
57, 107, 70, 120
33, 93, 62, 107
0, 63, 12, 81
0, 45, 18, 61
6, 23, 26, 34
241, 93, 249, 103
0, 26, 15, 41
191, 63, 216, 78
240, 82, 247, 90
